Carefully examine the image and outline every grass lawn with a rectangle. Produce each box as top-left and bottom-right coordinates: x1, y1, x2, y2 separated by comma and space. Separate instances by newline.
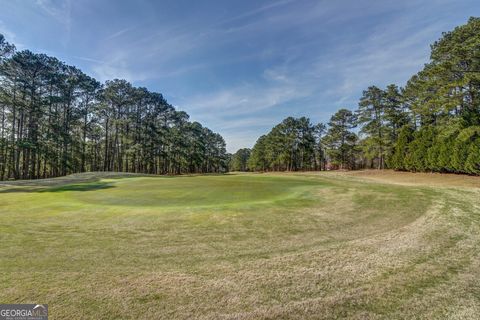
0, 171, 479, 319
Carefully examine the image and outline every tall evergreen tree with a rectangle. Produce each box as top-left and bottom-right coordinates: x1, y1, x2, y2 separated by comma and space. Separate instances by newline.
322, 109, 358, 170
357, 86, 388, 169
0, 39, 229, 180
230, 148, 251, 171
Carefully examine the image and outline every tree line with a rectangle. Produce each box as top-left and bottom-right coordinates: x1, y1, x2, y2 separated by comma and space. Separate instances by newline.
241, 17, 480, 175
0, 35, 228, 180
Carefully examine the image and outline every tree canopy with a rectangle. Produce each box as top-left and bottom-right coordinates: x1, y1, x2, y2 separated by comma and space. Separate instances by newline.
243, 17, 480, 175
0, 40, 228, 180
1, 17, 479, 179
247, 117, 325, 171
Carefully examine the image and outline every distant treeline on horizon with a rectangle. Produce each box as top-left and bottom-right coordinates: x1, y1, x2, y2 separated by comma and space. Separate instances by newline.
231, 17, 480, 176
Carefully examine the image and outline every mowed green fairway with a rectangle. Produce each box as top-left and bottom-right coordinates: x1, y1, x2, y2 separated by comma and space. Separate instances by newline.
0, 172, 479, 319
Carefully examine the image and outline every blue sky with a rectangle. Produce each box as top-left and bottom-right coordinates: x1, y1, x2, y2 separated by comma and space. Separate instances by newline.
0, 0, 478, 152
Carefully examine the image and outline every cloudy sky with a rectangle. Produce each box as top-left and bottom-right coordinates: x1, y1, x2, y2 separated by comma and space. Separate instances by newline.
0, 0, 478, 151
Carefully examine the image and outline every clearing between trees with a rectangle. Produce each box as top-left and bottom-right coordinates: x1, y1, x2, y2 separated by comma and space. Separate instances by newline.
0, 171, 479, 319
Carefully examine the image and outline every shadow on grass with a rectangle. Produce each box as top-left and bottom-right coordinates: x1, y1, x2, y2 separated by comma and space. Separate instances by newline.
0, 181, 115, 193
40, 182, 115, 193
0, 171, 230, 193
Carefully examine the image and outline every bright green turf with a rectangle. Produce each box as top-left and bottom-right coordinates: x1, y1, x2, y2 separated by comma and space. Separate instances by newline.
0, 172, 478, 319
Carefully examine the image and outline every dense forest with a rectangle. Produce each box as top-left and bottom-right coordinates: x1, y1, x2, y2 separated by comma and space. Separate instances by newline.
1, 17, 479, 180
244, 17, 480, 175
0, 36, 228, 180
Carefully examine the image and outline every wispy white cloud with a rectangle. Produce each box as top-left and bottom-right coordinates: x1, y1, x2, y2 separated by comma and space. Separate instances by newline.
183, 81, 311, 116
89, 1, 338, 83
0, 19, 24, 49
215, 0, 296, 27
35, 0, 72, 23
72, 55, 105, 64
105, 27, 136, 41
316, 8, 449, 107
34, 0, 73, 45
92, 62, 149, 83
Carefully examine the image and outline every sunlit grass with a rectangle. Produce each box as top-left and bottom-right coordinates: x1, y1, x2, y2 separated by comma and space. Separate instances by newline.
0, 172, 478, 319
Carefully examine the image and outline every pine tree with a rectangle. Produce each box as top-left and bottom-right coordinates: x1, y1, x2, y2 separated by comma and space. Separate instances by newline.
322, 109, 358, 170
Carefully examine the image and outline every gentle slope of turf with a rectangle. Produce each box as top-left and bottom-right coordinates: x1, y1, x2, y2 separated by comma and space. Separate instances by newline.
0, 171, 479, 319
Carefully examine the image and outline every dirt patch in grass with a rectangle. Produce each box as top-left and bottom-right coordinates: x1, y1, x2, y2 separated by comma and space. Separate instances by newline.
320, 169, 480, 189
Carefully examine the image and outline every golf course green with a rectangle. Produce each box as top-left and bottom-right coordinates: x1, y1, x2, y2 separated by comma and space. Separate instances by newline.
0, 172, 478, 319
